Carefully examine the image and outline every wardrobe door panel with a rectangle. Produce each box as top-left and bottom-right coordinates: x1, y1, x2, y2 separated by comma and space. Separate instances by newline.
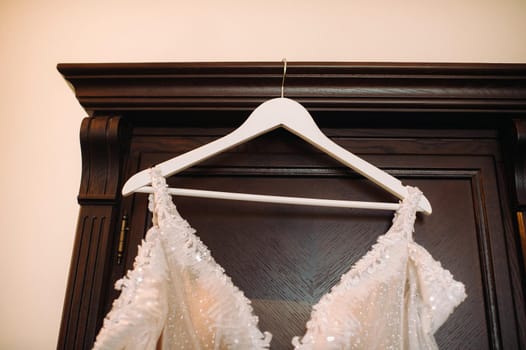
99, 128, 524, 349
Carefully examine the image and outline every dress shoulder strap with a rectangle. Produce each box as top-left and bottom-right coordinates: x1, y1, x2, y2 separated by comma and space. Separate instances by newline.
388, 186, 423, 240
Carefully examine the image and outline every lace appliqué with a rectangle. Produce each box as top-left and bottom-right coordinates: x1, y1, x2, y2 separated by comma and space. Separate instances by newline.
409, 244, 467, 333
291, 187, 467, 350
93, 170, 466, 350
93, 226, 169, 350
94, 167, 270, 350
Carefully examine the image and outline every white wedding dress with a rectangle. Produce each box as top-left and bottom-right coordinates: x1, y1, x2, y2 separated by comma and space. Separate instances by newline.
93, 168, 466, 350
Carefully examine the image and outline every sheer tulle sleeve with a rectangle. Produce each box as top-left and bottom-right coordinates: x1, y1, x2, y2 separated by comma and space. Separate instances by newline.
92, 227, 169, 350
411, 243, 467, 333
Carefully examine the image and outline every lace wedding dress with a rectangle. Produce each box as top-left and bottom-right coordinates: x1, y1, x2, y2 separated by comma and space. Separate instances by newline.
93, 168, 466, 349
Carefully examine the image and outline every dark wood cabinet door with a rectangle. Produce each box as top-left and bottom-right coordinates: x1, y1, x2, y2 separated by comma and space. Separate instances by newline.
101, 127, 525, 349
57, 62, 526, 350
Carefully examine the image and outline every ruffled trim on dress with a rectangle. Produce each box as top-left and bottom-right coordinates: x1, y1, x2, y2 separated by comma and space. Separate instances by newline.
93, 227, 169, 350
93, 172, 466, 350
149, 167, 271, 349
409, 243, 467, 333
291, 186, 451, 349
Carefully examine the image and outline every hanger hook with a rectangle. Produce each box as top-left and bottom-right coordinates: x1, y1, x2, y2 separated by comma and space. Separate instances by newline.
281, 58, 287, 98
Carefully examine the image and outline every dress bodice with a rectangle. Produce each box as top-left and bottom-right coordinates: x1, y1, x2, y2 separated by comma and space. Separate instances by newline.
93, 168, 466, 349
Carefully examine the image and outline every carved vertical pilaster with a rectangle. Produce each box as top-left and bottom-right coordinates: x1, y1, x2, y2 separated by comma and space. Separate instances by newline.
57, 115, 130, 350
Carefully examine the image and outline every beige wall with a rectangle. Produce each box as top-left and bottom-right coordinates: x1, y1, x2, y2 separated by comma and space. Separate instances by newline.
0, 0, 525, 348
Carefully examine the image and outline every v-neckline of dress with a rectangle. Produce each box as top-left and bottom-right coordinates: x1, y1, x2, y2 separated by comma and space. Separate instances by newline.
148, 167, 422, 348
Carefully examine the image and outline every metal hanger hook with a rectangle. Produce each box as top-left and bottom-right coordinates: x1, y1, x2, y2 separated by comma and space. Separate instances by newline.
281, 58, 287, 98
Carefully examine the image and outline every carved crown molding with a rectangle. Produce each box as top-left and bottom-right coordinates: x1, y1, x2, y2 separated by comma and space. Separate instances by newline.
58, 62, 526, 114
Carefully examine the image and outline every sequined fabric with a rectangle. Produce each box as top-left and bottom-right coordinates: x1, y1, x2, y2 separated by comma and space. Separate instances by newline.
93, 168, 466, 350
291, 186, 466, 350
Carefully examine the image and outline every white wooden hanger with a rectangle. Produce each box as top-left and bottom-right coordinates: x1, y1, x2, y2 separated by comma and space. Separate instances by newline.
122, 61, 432, 214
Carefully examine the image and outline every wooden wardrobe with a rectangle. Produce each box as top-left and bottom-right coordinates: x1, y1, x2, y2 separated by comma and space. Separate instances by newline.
57, 62, 526, 349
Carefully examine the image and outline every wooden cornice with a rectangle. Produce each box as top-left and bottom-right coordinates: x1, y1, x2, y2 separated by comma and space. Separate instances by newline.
57, 62, 526, 114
